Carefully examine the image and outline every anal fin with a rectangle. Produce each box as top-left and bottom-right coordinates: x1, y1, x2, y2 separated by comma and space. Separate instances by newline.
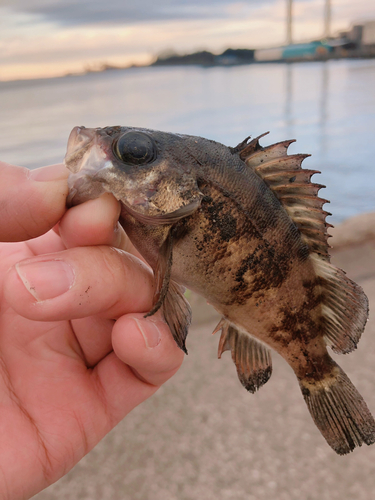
215, 319, 272, 393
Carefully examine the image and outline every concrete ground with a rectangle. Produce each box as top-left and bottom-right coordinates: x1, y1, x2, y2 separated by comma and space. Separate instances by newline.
35, 216, 375, 500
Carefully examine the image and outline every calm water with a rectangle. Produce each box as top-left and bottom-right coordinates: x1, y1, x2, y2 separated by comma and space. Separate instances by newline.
1, 59, 375, 222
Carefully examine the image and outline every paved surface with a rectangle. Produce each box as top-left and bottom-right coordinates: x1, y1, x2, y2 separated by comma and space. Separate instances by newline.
34, 228, 375, 500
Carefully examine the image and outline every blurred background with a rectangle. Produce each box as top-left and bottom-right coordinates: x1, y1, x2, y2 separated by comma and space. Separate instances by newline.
1, 0, 375, 221
1, 1, 375, 499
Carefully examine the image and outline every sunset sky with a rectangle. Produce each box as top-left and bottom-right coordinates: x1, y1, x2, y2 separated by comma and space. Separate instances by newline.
1, 0, 375, 81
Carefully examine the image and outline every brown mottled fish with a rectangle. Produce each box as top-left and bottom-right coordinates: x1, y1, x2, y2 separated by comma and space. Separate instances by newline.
65, 125, 375, 455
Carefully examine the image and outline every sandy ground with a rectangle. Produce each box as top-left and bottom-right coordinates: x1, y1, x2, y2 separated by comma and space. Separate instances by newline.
34, 214, 375, 500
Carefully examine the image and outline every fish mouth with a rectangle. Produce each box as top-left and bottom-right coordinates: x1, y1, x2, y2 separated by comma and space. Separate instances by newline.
65, 126, 112, 207
65, 126, 96, 173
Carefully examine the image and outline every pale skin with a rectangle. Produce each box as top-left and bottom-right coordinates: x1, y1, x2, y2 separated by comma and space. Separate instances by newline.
0, 161, 184, 500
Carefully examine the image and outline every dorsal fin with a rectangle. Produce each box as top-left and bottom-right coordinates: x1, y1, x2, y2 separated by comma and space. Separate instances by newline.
238, 134, 331, 261
310, 254, 369, 354
237, 134, 369, 356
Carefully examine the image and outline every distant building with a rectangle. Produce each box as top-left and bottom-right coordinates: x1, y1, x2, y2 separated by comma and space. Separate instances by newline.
347, 25, 363, 45
362, 21, 375, 46
254, 41, 332, 62
341, 20, 375, 57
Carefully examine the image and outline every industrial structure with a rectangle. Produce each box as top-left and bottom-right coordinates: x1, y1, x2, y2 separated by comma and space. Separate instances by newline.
254, 0, 375, 62
286, 0, 331, 45
153, 0, 375, 67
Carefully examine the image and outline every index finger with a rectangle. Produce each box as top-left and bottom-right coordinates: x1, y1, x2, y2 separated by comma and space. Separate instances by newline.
0, 162, 68, 242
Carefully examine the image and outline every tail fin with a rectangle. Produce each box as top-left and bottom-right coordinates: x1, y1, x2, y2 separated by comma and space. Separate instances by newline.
300, 360, 375, 455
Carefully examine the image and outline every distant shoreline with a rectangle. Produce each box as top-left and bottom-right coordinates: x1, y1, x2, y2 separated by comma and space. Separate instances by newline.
66, 46, 375, 77
2, 48, 375, 84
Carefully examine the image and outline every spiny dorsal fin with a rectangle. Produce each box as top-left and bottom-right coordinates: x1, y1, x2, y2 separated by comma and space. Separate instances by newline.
238, 134, 331, 260
213, 318, 272, 393
231, 132, 269, 157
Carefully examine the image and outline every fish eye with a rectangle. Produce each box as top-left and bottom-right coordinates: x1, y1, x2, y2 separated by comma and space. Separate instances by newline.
114, 131, 157, 165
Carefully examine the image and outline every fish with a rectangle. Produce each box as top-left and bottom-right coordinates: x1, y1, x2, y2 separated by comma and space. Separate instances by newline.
65, 125, 375, 455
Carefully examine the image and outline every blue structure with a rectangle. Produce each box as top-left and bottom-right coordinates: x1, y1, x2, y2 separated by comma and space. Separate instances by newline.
282, 41, 333, 59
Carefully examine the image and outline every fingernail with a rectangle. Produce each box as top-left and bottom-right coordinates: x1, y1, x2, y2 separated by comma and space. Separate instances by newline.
28, 164, 69, 182
134, 318, 162, 349
16, 259, 75, 301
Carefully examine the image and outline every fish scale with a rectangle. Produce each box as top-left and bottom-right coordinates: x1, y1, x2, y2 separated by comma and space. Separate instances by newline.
65, 125, 375, 455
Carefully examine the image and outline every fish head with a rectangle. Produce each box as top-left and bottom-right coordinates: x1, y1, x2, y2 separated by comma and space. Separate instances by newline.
65, 125, 203, 223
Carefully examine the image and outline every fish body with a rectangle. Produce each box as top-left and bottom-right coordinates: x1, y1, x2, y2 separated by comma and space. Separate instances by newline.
65, 125, 375, 454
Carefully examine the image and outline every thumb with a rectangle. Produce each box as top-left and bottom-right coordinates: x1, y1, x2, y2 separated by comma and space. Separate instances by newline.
0, 162, 69, 242
111, 313, 185, 388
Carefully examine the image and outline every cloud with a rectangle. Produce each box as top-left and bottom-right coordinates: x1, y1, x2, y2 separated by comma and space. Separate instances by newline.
2, 0, 375, 81
4, 0, 278, 27
4, 0, 375, 32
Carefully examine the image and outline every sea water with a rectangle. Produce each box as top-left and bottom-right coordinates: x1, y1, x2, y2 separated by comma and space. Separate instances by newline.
1, 58, 374, 222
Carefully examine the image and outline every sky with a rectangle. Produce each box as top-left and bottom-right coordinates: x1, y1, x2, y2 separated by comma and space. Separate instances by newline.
1, 0, 375, 81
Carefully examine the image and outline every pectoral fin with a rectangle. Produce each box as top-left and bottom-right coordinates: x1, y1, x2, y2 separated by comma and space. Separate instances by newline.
144, 228, 192, 354
162, 281, 192, 354
145, 230, 174, 318
214, 318, 272, 393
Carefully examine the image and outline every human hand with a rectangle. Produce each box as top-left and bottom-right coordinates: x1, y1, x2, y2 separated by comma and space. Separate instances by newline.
0, 161, 184, 500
